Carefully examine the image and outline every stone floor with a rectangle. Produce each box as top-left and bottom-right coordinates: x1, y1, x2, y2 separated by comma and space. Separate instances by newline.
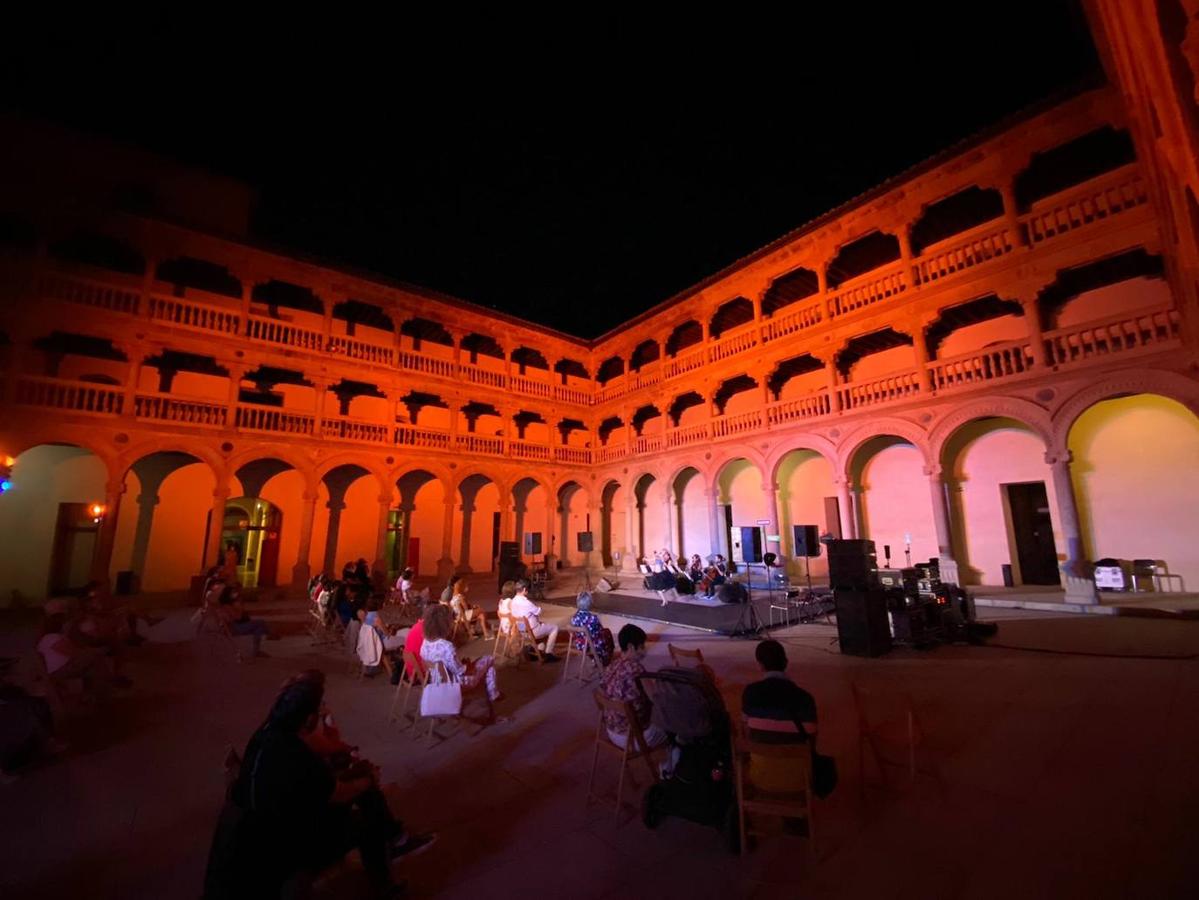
2, 575, 1198, 899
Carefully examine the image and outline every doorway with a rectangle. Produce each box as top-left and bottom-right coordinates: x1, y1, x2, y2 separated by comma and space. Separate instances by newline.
48, 503, 99, 595
1005, 482, 1060, 585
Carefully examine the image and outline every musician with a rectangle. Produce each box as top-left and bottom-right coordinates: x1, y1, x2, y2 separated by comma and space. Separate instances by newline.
687, 555, 704, 584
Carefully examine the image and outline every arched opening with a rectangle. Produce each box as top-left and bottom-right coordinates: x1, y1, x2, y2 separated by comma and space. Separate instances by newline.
1013, 126, 1136, 211
219, 497, 283, 590
1036, 249, 1168, 331
0, 443, 108, 604
456, 473, 500, 573
633, 473, 663, 561
941, 418, 1057, 586
909, 186, 1005, 255
768, 354, 824, 401
553, 357, 590, 387
827, 232, 901, 289
597, 356, 625, 385
511, 346, 549, 377
460, 332, 506, 367
924, 295, 1026, 361
396, 470, 445, 578
598, 415, 626, 447
850, 436, 936, 567
762, 268, 819, 317
557, 481, 587, 567
251, 279, 324, 318
1068, 394, 1199, 588
155, 257, 242, 298
672, 466, 706, 560
836, 328, 916, 395
399, 318, 454, 357
709, 297, 754, 339
716, 458, 767, 565
319, 465, 376, 580
600, 479, 623, 568
665, 320, 703, 357
630, 340, 660, 372
32, 331, 128, 384
231, 457, 310, 588
668, 391, 706, 427
512, 477, 549, 566
714, 374, 758, 416
631, 404, 663, 436
776, 449, 837, 578
49, 230, 146, 276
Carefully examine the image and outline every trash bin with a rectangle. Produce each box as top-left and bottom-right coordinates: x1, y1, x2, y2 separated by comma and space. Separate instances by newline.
1001, 564, 1014, 587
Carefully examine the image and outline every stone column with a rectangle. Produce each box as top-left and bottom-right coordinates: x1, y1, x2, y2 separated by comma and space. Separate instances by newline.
498, 487, 514, 543
90, 480, 126, 585
373, 493, 392, 578
457, 502, 475, 573
999, 182, 1028, 248
1047, 451, 1097, 603
912, 321, 933, 393
128, 491, 160, 579
622, 491, 638, 571
663, 487, 675, 557
707, 488, 726, 558
835, 478, 857, 540
544, 498, 559, 570
123, 353, 143, 419
437, 496, 456, 580
925, 466, 961, 585
291, 490, 318, 585
203, 482, 230, 573
322, 498, 346, 576
824, 356, 842, 414
1021, 295, 1048, 369
313, 380, 329, 438
226, 365, 246, 430
448, 401, 460, 449
763, 481, 782, 556
818, 265, 834, 319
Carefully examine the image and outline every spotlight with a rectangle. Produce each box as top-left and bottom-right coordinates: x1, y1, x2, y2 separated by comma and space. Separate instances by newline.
89, 503, 107, 524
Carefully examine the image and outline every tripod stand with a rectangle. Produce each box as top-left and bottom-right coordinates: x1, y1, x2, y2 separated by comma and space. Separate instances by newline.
574, 550, 595, 594
728, 573, 765, 639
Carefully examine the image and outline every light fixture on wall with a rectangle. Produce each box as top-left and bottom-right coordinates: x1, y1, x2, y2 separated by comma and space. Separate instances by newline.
89, 502, 107, 524
0, 454, 12, 494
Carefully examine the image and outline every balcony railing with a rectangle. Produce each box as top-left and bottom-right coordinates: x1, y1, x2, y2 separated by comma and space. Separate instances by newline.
709, 322, 759, 362
711, 409, 763, 438
556, 446, 591, 464
14, 376, 124, 415
838, 370, 922, 410
395, 424, 452, 450
135, 392, 228, 427
245, 315, 324, 351
913, 222, 1015, 286
665, 422, 710, 447
321, 415, 392, 444
762, 300, 824, 344
148, 295, 240, 335
511, 440, 551, 460
459, 433, 504, 455
41, 272, 140, 315
596, 444, 628, 463
463, 365, 506, 389
766, 390, 832, 426
663, 347, 706, 380
235, 406, 316, 435
829, 260, 909, 319
510, 374, 552, 399
399, 351, 456, 379
929, 340, 1034, 392
1023, 165, 1148, 246
326, 335, 395, 366
1044, 305, 1181, 367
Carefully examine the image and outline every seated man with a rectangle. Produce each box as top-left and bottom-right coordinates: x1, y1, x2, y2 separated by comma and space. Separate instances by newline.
740, 639, 818, 794
599, 624, 667, 750
216, 586, 272, 659
37, 608, 124, 698
509, 579, 559, 661
569, 592, 613, 666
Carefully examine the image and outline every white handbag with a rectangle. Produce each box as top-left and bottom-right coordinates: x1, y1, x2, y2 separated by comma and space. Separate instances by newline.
420, 680, 463, 717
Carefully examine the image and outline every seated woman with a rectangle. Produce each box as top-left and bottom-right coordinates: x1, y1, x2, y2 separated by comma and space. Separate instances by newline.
448, 578, 491, 640
569, 592, 614, 666
419, 604, 502, 708
216, 586, 273, 658
363, 597, 409, 654
399, 614, 427, 685
37, 609, 123, 698
496, 580, 517, 637
688, 554, 704, 584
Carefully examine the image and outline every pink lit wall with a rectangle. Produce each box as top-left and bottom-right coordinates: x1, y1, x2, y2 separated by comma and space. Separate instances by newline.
778, 449, 835, 578
134, 461, 215, 592
407, 478, 445, 577
720, 458, 769, 538
856, 441, 937, 566
678, 471, 709, 559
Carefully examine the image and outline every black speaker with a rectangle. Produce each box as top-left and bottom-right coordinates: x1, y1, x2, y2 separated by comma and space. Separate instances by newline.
827, 539, 878, 590
792, 525, 821, 558
499, 541, 520, 561
577, 532, 594, 552
834, 588, 892, 657
524, 532, 542, 555
738, 527, 763, 563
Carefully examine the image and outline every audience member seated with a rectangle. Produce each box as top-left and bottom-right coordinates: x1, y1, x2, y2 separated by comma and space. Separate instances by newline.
204, 671, 428, 899
66, 594, 132, 678
509, 579, 560, 661
496, 580, 517, 636
400, 616, 426, 686
419, 604, 502, 707
0, 669, 66, 783
740, 639, 818, 794
448, 579, 491, 640
37, 607, 123, 699
569, 592, 613, 666
363, 598, 409, 652
599, 624, 667, 750
216, 586, 273, 658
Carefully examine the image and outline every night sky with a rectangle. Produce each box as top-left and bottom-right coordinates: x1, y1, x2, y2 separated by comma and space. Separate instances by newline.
2, 4, 1101, 338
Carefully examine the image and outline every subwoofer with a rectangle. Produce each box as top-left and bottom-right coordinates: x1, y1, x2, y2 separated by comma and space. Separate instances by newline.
834, 588, 892, 657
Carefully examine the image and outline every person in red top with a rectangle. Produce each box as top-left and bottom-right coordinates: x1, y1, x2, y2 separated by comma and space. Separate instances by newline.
400, 616, 426, 684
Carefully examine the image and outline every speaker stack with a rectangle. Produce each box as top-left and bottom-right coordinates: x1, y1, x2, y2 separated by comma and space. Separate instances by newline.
827, 539, 891, 657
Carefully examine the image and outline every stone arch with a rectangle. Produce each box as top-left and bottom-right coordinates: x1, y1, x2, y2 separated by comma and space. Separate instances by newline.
226, 445, 316, 488
836, 417, 932, 479
119, 440, 225, 482
1049, 369, 1199, 458
315, 453, 388, 490
2, 430, 121, 485
709, 447, 770, 498
388, 459, 455, 494
766, 435, 838, 487
929, 397, 1053, 466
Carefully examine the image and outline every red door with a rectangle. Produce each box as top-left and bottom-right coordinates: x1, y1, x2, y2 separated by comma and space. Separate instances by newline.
258, 508, 282, 587
407, 537, 420, 576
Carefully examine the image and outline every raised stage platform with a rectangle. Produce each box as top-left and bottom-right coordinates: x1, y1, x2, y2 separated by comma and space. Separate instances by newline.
540, 587, 796, 634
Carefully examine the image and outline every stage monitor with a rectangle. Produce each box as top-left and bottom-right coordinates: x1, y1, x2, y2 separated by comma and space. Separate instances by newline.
577, 532, 594, 552
524, 532, 542, 555
793, 524, 821, 558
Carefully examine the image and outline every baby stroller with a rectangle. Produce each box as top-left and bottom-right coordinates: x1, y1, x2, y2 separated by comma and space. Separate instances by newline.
637, 668, 739, 852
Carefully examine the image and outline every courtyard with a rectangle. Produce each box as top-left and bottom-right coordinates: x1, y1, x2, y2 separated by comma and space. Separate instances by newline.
2, 577, 1197, 899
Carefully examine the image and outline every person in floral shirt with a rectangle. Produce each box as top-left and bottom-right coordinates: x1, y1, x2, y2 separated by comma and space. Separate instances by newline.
569, 592, 614, 666
599, 624, 667, 750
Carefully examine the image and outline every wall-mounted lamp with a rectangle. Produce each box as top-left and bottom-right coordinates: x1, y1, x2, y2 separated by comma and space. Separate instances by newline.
89, 503, 107, 524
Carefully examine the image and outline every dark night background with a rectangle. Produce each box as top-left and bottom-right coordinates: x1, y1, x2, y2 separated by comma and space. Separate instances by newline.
1, 4, 1101, 338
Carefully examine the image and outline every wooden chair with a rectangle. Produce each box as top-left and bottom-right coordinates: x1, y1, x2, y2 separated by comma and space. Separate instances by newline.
732, 736, 816, 858
563, 627, 605, 684
389, 650, 428, 729
586, 688, 664, 820
513, 616, 548, 665
420, 660, 494, 740
492, 614, 521, 664
668, 643, 705, 668
851, 683, 932, 792
31, 646, 82, 714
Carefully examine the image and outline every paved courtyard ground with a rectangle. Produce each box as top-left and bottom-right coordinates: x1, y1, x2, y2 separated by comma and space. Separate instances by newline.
2, 574, 1198, 899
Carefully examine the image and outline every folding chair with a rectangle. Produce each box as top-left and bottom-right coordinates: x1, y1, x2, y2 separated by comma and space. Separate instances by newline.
195, 602, 244, 663
667, 644, 705, 668
493, 614, 521, 664
389, 650, 428, 729
513, 616, 549, 665
851, 683, 933, 793
586, 688, 664, 820
31, 646, 82, 714
733, 736, 816, 859
563, 627, 605, 684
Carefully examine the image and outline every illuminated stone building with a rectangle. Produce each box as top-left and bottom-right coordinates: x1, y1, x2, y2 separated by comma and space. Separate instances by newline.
1, 2, 1197, 605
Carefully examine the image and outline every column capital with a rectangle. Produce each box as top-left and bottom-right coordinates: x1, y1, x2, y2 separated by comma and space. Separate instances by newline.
106, 481, 129, 497
211, 485, 230, 502
922, 464, 944, 478
760, 481, 779, 494
301, 490, 319, 503
377, 493, 394, 506
1044, 450, 1073, 467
